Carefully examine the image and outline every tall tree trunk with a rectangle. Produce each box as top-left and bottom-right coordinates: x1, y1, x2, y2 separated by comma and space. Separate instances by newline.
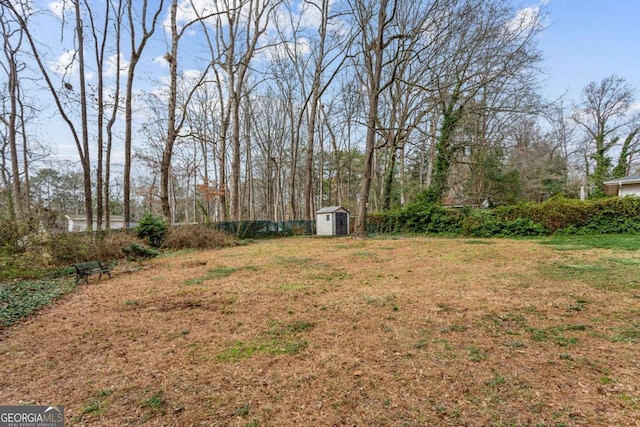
431, 88, 464, 201
382, 139, 397, 211
353, 0, 389, 238
7, 43, 22, 219
19, 95, 30, 210
303, 88, 319, 218
105, 0, 123, 228
229, 89, 241, 221
85, 0, 110, 230
123, 55, 135, 226
354, 88, 381, 237
75, 0, 93, 231
160, 0, 179, 221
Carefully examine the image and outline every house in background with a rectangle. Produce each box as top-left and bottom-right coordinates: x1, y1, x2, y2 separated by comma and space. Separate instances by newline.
316, 206, 350, 236
602, 175, 640, 197
65, 215, 129, 232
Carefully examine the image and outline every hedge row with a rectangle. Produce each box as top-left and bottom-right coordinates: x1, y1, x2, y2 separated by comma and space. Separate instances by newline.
367, 196, 640, 237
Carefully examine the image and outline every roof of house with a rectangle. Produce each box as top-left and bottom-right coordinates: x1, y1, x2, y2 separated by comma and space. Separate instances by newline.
316, 206, 349, 214
603, 175, 640, 185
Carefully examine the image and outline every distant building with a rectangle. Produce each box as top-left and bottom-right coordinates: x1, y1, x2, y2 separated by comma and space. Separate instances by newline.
65, 215, 132, 232
602, 175, 640, 197
316, 206, 350, 236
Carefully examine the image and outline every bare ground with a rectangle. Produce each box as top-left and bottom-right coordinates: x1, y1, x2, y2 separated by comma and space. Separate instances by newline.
1, 237, 639, 426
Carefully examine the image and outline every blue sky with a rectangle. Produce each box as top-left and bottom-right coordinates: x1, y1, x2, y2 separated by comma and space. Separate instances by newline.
537, 0, 640, 106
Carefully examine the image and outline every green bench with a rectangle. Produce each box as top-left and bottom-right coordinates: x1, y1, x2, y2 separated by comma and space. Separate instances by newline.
72, 261, 112, 284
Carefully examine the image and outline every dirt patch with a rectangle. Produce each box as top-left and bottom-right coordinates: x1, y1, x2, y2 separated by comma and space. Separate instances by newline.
1, 237, 639, 426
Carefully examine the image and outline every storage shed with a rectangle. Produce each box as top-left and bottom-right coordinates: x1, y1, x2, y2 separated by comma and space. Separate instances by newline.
316, 206, 350, 236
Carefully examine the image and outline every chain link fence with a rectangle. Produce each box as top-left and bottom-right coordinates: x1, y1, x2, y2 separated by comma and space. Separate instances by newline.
210, 220, 315, 238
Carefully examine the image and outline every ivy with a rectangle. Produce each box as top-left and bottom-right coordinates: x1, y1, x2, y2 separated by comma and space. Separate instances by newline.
0, 279, 76, 327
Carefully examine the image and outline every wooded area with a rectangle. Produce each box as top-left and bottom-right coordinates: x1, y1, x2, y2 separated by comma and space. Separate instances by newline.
0, 0, 638, 237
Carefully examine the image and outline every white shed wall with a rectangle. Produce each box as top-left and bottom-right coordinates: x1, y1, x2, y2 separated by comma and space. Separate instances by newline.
316, 213, 334, 236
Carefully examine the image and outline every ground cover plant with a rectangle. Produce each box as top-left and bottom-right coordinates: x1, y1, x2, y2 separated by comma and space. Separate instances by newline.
1, 236, 639, 426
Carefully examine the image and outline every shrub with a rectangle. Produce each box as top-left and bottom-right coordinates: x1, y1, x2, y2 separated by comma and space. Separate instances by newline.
163, 224, 237, 250
0, 216, 37, 255
498, 196, 640, 235
462, 210, 547, 237
95, 230, 145, 260
371, 195, 640, 237
44, 232, 94, 265
44, 229, 142, 266
367, 200, 463, 235
136, 214, 168, 247
121, 242, 159, 261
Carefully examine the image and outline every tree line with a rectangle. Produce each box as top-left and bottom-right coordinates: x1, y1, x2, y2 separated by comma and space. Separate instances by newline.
0, 0, 638, 237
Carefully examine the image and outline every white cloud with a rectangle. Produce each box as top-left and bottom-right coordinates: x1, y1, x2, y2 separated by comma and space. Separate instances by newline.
104, 53, 130, 78
263, 38, 311, 62
163, 0, 227, 32
506, 1, 548, 37
153, 55, 170, 69
506, 6, 541, 35
47, 0, 70, 19
297, 0, 324, 29
49, 49, 77, 76
183, 68, 204, 82
48, 49, 100, 84
630, 102, 640, 113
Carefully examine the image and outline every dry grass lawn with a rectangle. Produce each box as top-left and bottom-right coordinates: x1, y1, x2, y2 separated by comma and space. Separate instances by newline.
1, 236, 639, 426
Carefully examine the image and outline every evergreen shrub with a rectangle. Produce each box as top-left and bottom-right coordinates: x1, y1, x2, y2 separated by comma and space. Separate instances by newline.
121, 242, 159, 260
136, 214, 168, 247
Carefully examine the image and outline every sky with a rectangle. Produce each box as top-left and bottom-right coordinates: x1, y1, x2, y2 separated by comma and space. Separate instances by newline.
536, 0, 640, 107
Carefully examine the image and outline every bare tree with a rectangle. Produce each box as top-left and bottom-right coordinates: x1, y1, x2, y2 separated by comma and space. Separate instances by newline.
206, 0, 283, 221
122, 0, 164, 227
429, 0, 545, 201
573, 75, 639, 196
159, 0, 223, 222
71, 0, 93, 229
273, 0, 351, 219
84, 0, 117, 229
349, 0, 417, 237
184, 81, 224, 222
2, 0, 96, 228
0, 7, 25, 218
104, 0, 124, 227
377, 2, 444, 210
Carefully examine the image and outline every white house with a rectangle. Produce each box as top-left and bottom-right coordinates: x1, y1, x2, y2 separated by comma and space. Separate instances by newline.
316, 206, 350, 236
602, 175, 640, 197
66, 215, 129, 232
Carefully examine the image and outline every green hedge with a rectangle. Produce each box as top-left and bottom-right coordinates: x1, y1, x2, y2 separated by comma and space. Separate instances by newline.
367, 196, 640, 237
494, 196, 640, 234
366, 200, 464, 235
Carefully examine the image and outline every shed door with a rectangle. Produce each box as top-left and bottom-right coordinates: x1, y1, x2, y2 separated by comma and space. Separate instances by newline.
335, 212, 348, 236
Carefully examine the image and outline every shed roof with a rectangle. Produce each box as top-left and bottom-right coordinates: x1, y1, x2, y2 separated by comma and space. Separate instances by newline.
603, 175, 640, 185
316, 206, 349, 214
